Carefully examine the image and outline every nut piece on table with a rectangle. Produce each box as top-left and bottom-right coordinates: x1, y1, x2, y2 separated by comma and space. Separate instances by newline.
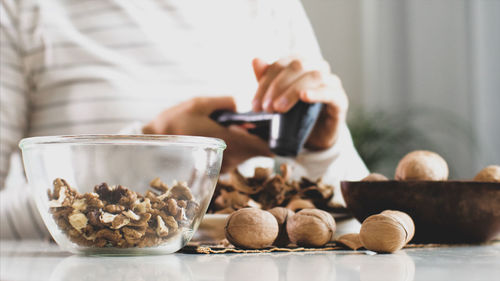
359, 210, 415, 253
395, 150, 448, 181
337, 233, 363, 250
362, 173, 389, 182
473, 165, 500, 183
286, 209, 336, 247
268, 207, 295, 247
225, 208, 279, 249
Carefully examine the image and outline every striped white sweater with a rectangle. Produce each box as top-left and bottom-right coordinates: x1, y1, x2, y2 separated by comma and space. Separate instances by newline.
0, 0, 368, 239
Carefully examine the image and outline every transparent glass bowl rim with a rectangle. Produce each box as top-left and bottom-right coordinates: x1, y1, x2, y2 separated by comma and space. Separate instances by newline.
19, 134, 227, 150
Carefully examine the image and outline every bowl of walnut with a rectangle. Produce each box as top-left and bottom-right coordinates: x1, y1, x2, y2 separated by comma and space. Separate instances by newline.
19, 135, 226, 255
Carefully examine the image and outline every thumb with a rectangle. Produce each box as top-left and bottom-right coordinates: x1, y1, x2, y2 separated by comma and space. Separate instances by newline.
252, 58, 269, 81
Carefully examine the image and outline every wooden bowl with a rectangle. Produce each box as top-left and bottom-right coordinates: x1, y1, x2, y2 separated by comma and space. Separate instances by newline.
341, 181, 500, 243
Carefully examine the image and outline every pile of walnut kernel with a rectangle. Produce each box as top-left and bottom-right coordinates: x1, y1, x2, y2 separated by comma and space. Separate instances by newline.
47, 177, 199, 248
208, 164, 335, 213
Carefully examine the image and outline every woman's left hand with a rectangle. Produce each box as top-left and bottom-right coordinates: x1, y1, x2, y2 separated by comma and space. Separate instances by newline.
251, 57, 348, 151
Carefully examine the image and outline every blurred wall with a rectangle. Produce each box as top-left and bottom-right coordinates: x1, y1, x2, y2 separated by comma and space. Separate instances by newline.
302, 0, 500, 177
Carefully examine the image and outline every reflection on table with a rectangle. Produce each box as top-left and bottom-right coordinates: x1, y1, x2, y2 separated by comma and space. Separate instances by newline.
1, 241, 499, 281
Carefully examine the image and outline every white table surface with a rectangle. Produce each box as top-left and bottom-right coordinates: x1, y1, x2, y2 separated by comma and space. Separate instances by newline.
1, 240, 499, 281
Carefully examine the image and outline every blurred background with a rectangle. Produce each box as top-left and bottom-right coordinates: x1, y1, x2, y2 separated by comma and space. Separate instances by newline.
302, 0, 499, 178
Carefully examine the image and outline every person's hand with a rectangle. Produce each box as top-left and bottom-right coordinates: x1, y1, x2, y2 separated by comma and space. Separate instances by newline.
143, 97, 272, 172
251, 57, 348, 151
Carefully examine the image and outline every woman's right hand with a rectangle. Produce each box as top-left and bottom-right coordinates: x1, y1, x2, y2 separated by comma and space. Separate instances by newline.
143, 96, 273, 172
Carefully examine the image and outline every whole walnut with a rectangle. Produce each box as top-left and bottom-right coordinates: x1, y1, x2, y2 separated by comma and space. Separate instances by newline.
362, 173, 389, 181
225, 208, 279, 249
286, 209, 336, 247
380, 210, 415, 244
395, 150, 448, 181
474, 165, 500, 183
359, 210, 415, 253
268, 207, 294, 247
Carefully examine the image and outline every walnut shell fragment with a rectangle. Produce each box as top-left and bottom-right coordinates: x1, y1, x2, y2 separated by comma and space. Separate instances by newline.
253, 167, 272, 182
337, 233, 363, 250
214, 190, 250, 210
229, 169, 263, 195
279, 163, 291, 181
208, 164, 334, 214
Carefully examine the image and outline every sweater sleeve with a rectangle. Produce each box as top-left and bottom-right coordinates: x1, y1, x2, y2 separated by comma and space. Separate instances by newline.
0, 0, 50, 239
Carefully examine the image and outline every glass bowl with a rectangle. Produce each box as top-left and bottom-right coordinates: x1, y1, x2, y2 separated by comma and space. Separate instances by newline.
19, 135, 226, 255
